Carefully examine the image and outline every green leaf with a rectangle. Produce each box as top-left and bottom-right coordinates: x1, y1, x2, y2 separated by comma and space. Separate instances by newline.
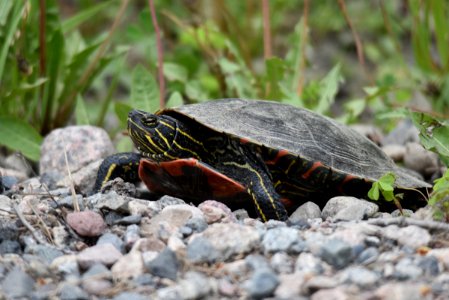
410, 112, 449, 166
75, 95, 90, 125
378, 172, 396, 191
114, 102, 133, 127
166, 91, 184, 108
130, 65, 160, 112
265, 56, 286, 99
0, 116, 43, 161
368, 182, 380, 201
163, 63, 188, 83
61, 1, 113, 33
431, 0, 449, 69
316, 64, 343, 114
19, 78, 48, 91
0, 1, 24, 82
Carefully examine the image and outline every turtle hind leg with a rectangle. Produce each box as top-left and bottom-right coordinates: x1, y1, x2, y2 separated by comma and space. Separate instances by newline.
93, 152, 141, 192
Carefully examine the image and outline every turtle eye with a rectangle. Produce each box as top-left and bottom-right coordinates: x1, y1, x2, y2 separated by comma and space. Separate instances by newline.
142, 115, 157, 128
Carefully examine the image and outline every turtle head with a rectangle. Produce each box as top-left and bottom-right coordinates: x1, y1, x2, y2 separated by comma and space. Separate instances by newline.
127, 109, 177, 160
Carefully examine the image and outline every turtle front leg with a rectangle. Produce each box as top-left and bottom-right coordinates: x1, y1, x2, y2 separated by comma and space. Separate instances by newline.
93, 152, 142, 192
221, 160, 288, 222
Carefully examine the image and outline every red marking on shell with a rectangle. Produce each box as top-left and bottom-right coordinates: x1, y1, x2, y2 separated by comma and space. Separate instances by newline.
301, 161, 323, 179
265, 149, 290, 165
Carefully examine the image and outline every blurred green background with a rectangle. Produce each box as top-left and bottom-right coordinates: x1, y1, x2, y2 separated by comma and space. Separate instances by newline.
0, 0, 448, 163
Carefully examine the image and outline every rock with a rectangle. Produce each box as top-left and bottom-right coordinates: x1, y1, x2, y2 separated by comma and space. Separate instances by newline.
319, 239, 353, 269
77, 243, 123, 269
218, 278, 238, 298
124, 224, 141, 249
403, 142, 439, 176
157, 195, 187, 210
88, 191, 129, 212
66, 210, 106, 237
25, 244, 64, 265
112, 292, 147, 300
184, 217, 208, 233
59, 283, 89, 300
198, 200, 237, 223
196, 223, 260, 261
1, 267, 35, 298
322, 196, 378, 221
82, 263, 111, 280
146, 248, 179, 280
374, 282, 429, 300
341, 266, 380, 287
303, 275, 339, 294
289, 201, 322, 221
350, 124, 383, 144
176, 271, 213, 299
310, 287, 349, 300
270, 252, 294, 274
97, 233, 124, 253
383, 225, 431, 249
0, 240, 21, 254
295, 252, 325, 274
244, 269, 279, 299
100, 177, 137, 197
0, 195, 13, 215
111, 250, 145, 281
416, 255, 441, 276
262, 227, 306, 254
82, 279, 113, 296
394, 257, 423, 280
383, 119, 420, 146
274, 273, 306, 298
187, 236, 219, 264
428, 248, 449, 270
356, 247, 379, 264
51, 255, 79, 276
39, 125, 114, 175
57, 160, 103, 194
382, 144, 406, 162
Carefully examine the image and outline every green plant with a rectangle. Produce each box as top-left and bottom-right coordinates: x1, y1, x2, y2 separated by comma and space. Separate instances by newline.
0, 0, 125, 161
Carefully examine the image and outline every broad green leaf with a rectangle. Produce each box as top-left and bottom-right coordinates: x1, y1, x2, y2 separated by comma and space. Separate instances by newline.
368, 182, 380, 200
218, 57, 240, 74
378, 172, 396, 191
0, 116, 43, 161
166, 91, 184, 108
316, 64, 342, 114
186, 80, 208, 101
130, 65, 160, 112
163, 63, 188, 83
114, 102, 133, 127
75, 95, 90, 125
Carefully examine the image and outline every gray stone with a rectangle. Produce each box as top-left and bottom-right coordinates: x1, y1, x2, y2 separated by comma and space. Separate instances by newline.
112, 250, 145, 281
184, 217, 208, 233
322, 196, 378, 221
198, 200, 236, 223
396, 225, 431, 249
50, 254, 79, 276
245, 254, 271, 271
262, 227, 306, 254
97, 233, 124, 253
124, 224, 141, 249
88, 191, 129, 212
0, 195, 13, 215
417, 255, 441, 276
146, 248, 179, 280
25, 244, 64, 265
375, 282, 426, 300
113, 292, 147, 300
187, 236, 219, 264
115, 214, 142, 225
289, 201, 321, 221
270, 252, 294, 274
295, 252, 325, 274
394, 257, 423, 280
356, 247, 379, 265
383, 119, 420, 146
319, 239, 353, 269
77, 243, 123, 269
244, 269, 279, 299
341, 266, 380, 287
404, 142, 439, 175
176, 271, 213, 299
382, 144, 406, 161
82, 263, 111, 280
0, 240, 21, 254
198, 223, 260, 261
59, 283, 89, 300
157, 195, 187, 210
40, 125, 114, 175
310, 287, 349, 300
1, 267, 35, 298
274, 273, 306, 299
58, 159, 103, 194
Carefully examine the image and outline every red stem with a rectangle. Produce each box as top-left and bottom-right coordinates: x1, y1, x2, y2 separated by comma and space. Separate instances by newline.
148, 0, 165, 109
262, 0, 272, 59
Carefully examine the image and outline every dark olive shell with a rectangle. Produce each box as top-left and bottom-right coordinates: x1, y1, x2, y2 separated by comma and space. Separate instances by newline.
161, 99, 430, 189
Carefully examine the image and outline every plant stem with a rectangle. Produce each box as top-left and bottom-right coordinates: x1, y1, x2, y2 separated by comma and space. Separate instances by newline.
148, 0, 166, 109
262, 0, 272, 59
297, 0, 309, 97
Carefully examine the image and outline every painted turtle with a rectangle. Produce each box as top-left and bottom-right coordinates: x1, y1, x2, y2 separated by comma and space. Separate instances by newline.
94, 99, 430, 221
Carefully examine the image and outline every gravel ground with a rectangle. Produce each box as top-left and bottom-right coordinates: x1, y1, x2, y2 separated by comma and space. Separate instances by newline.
0, 124, 447, 300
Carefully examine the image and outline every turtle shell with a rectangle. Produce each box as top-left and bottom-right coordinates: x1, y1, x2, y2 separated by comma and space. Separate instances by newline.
159, 98, 430, 190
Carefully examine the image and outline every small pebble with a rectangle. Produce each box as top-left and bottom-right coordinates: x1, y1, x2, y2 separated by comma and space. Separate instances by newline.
244, 269, 279, 299
66, 210, 106, 237
146, 248, 179, 280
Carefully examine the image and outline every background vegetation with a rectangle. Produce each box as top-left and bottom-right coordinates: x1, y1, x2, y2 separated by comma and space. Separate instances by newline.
0, 1, 448, 194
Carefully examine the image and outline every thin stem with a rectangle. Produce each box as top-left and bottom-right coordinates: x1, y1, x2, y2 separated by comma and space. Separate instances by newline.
148, 0, 165, 109
297, 0, 309, 96
262, 0, 272, 59
39, 0, 46, 76
337, 0, 372, 84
